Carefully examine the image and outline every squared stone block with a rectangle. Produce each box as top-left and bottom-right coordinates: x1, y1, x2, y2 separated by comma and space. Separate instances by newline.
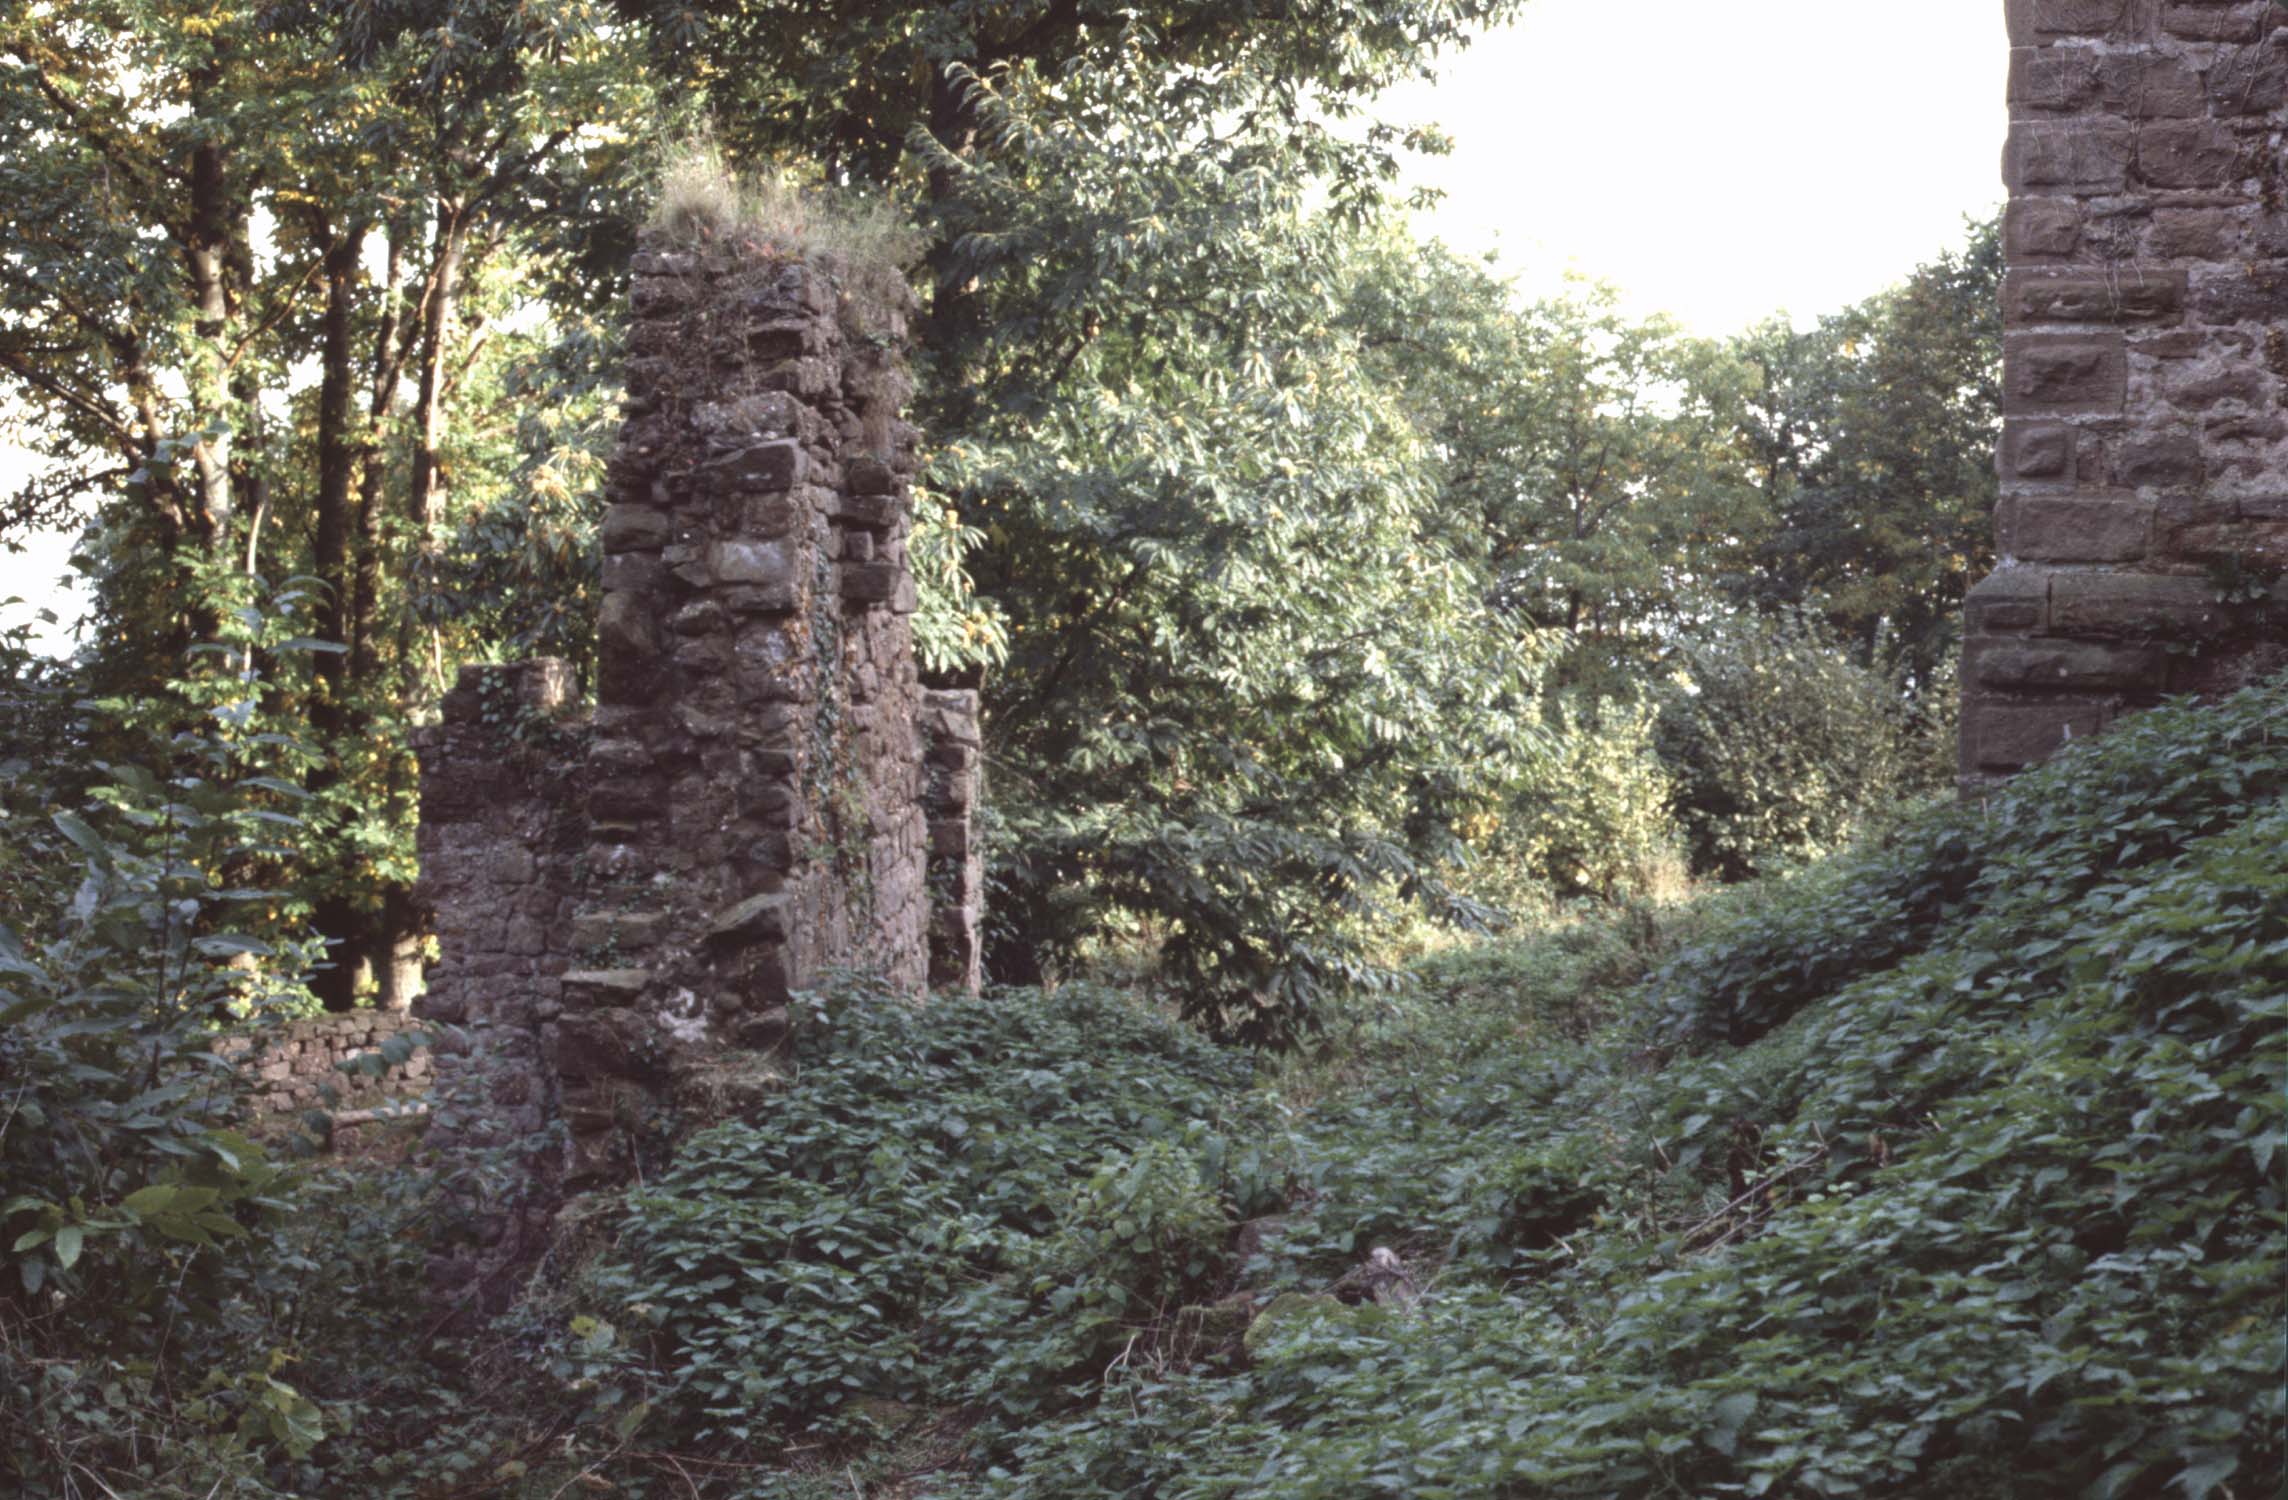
707, 538, 796, 590
2005, 122, 2134, 191
835, 491, 905, 529
2050, 572, 2238, 636
2136, 121, 2243, 189
840, 561, 903, 606
1967, 638, 2165, 692
1965, 566, 2054, 633
2008, 199, 2083, 259
2115, 434, 2207, 489
701, 439, 805, 494
601, 504, 673, 554
2004, 494, 2156, 563
2005, 268, 2186, 325
2189, 260, 2288, 326
2206, 41, 2288, 115
2161, 2, 2273, 41
1963, 699, 2112, 773
2009, 47, 2205, 117
2006, 334, 2127, 414
2006, 0, 2135, 40
846, 454, 900, 496
2004, 422, 2076, 479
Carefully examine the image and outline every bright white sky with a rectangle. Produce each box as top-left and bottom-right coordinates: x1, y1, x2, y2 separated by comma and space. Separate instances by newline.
1, 0, 2008, 655
1383, 0, 2008, 334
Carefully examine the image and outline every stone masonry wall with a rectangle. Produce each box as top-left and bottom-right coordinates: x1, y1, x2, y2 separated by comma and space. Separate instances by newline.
1961, 0, 2287, 785
922, 688, 985, 992
410, 657, 588, 1311
413, 241, 983, 1317
215, 1010, 429, 1119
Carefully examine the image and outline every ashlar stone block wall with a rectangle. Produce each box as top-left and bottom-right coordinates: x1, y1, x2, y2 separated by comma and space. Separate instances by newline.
1962, 0, 2286, 785
413, 240, 982, 1315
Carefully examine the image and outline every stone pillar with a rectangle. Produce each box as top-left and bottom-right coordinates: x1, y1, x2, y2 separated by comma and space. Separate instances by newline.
412, 237, 986, 1314
554, 236, 958, 1187
1961, 0, 2286, 787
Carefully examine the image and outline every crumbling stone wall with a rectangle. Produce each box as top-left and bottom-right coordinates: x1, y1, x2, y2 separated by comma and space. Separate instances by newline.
410, 657, 589, 1308
1961, 0, 2287, 784
413, 241, 982, 1315
215, 1010, 429, 1118
922, 688, 985, 992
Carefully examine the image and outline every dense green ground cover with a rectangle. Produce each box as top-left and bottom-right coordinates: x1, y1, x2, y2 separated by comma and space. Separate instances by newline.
576, 677, 2284, 1498
5, 677, 2280, 1497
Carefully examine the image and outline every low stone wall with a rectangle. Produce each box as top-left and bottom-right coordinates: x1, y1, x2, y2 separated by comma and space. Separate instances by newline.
215, 1010, 430, 1118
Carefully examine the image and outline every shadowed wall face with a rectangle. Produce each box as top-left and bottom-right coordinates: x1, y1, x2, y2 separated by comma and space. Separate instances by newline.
1962, 0, 2286, 784
412, 242, 981, 1316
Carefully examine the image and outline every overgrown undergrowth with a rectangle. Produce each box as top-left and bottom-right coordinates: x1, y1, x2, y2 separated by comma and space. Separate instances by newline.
9, 678, 2282, 1498
551, 676, 2284, 1498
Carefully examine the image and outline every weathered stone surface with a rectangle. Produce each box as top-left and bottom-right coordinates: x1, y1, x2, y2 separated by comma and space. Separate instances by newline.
1966, 567, 2052, 633
702, 439, 805, 493
840, 560, 904, 604
2005, 122, 2134, 190
2006, 0, 2134, 42
2003, 422, 2076, 479
1962, 700, 2112, 772
2002, 494, 2155, 562
601, 504, 673, 553
2135, 120, 2242, 188
1969, 639, 2167, 691
2008, 198, 2083, 258
2050, 572, 2239, 635
214, 1010, 430, 1119
707, 538, 797, 592
2005, 268, 2185, 324
2009, 46, 2205, 116
562, 969, 652, 1010
707, 891, 792, 945
2008, 335, 2128, 411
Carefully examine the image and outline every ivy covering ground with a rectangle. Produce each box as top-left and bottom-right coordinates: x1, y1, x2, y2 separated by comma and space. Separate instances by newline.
5, 678, 2279, 1497
570, 676, 2285, 1498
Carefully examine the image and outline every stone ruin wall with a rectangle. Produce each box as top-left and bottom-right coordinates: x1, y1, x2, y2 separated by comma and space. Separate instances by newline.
215, 1010, 430, 1119
1961, 0, 2287, 785
412, 242, 982, 1315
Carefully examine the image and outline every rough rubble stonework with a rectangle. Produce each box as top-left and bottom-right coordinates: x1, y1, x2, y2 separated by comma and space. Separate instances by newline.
412, 241, 982, 1315
214, 1010, 429, 1118
1962, 0, 2288, 786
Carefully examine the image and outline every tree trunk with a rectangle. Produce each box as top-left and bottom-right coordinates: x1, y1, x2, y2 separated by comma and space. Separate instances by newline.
308, 218, 370, 1014
312, 219, 362, 711
352, 227, 408, 688
376, 886, 426, 1013
409, 198, 465, 540
183, 83, 234, 544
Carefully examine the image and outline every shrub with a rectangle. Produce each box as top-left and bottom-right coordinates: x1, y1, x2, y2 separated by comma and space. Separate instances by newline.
1472, 691, 1683, 906
600, 978, 1278, 1453
1655, 610, 1945, 880
648, 136, 924, 337
0, 712, 329, 1490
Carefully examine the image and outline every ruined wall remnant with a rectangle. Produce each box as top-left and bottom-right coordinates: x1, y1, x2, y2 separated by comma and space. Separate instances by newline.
215, 1011, 430, 1119
921, 688, 985, 993
1961, 0, 2287, 786
413, 240, 983, 1315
